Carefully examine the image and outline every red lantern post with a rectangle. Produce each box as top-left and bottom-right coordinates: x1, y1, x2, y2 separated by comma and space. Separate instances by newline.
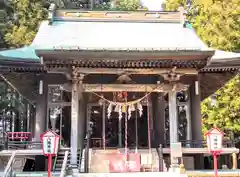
205, 128, 224, 177
41, 130, 60, 177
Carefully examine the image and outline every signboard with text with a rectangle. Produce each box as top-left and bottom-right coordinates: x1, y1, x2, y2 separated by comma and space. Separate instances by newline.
205, 127, 225, 177
40, 130, 59, 156
205, 128, 224, 153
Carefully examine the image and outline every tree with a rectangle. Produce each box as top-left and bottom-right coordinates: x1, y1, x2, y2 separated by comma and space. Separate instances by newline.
165, 0, 240, 138
165, 0, 240, 51
95, 0, 141, 10
4, 0, 47, 48
201, 75, 240, 138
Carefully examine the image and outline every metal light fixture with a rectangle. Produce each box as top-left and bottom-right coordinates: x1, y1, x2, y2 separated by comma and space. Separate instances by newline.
195, 81, 199, 95
210, 94, 217, 106
39, 80, 43, 95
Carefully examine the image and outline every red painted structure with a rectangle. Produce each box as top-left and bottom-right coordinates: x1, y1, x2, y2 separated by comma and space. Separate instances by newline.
109, 153, 141, 172
7, 132, 31, 141
205, 128, 225, 177
41, 130, 60, 177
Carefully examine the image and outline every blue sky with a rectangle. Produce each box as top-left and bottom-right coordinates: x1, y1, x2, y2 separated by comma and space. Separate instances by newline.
140, 0, 165, 11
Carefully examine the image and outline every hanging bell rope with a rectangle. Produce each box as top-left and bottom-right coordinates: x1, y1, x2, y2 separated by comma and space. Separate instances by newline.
102, 102, 106, 150
147, 95, 151, 154
135, 104, 138, 153
124, 92, 128, 168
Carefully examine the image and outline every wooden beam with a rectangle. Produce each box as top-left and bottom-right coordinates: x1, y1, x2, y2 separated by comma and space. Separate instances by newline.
48, 68, 198, 75
1, 147, 238, 156
82, 83, 188, 92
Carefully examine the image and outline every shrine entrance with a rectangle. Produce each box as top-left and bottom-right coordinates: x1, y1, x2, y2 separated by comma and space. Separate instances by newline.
87, 91, 153, 173
87, 91, 152, 149
88, 102, 149, 149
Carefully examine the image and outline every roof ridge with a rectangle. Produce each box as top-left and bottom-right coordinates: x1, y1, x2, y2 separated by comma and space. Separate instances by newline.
47, 3, 184, 24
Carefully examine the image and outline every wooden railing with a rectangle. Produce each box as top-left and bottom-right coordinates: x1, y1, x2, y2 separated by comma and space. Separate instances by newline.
7, 132, 32, 141
0, 133, 237, 150
0, 132, 42, 150
89, 138, 237, 149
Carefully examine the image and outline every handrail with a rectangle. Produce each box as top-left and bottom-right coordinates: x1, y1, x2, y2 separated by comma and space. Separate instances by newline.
52, 151, 58, 172
3, 151, 17, 177
60, 150, 69, 177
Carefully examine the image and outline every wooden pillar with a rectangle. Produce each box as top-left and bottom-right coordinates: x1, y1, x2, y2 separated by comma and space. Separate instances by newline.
78, 88, 85, 158
33, 77, 47, 170
26, 104, 30, 132
186, 100, 192, 142
190, 79, 202, 143
70, 76, 80, 167
34, 75, 48, 143
169, 90, 178, 166
190, 76, 204, 169
30, 105, 36, 137
152, 93, 165, 146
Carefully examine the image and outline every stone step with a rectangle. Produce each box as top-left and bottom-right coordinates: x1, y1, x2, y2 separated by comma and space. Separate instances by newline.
14, 172, 61, 177
72, 172, 185, 177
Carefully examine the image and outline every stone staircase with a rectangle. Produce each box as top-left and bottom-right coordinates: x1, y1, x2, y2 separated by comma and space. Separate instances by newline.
0, 156, 27, 175
12, 157, 26, 172
54, 148, 85, 172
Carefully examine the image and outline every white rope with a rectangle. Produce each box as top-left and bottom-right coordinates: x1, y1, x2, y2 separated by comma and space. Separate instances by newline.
92, 92, 152, 106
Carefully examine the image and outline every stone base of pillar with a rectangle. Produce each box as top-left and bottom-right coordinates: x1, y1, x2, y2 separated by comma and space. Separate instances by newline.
168, 164, 181, 173
169, 156, 180, 172
232, 153, 237, 169
68, 164, 79, 174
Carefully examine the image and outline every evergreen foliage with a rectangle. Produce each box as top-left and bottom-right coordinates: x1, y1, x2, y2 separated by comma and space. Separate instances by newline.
165, 0, 240, 51
4, 0, 47, 47
95, 0, 141, 10
201, 76, 240, 138
165, 0, 240, 138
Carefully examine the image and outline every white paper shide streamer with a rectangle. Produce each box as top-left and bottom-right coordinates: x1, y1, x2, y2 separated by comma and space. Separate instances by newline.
107, 102, 144, 120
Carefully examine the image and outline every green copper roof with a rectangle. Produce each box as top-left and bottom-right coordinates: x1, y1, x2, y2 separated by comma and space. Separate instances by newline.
0, 47, 40, 62
31, 20, 211, 51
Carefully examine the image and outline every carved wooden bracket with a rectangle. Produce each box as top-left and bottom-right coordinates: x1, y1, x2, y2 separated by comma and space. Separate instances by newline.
71, 67, 85, 91
162, 67, 183, 82
72, 67, 85, 81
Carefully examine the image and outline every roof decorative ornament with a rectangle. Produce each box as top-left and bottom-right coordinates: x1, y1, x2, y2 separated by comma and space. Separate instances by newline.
48, 3, 56, 25
115, 74, 133, 84
71, 66, 85, 91
178, 6, 185, 26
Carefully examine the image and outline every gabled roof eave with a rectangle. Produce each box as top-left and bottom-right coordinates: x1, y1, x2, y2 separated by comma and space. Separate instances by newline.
207, 50, 240, 68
